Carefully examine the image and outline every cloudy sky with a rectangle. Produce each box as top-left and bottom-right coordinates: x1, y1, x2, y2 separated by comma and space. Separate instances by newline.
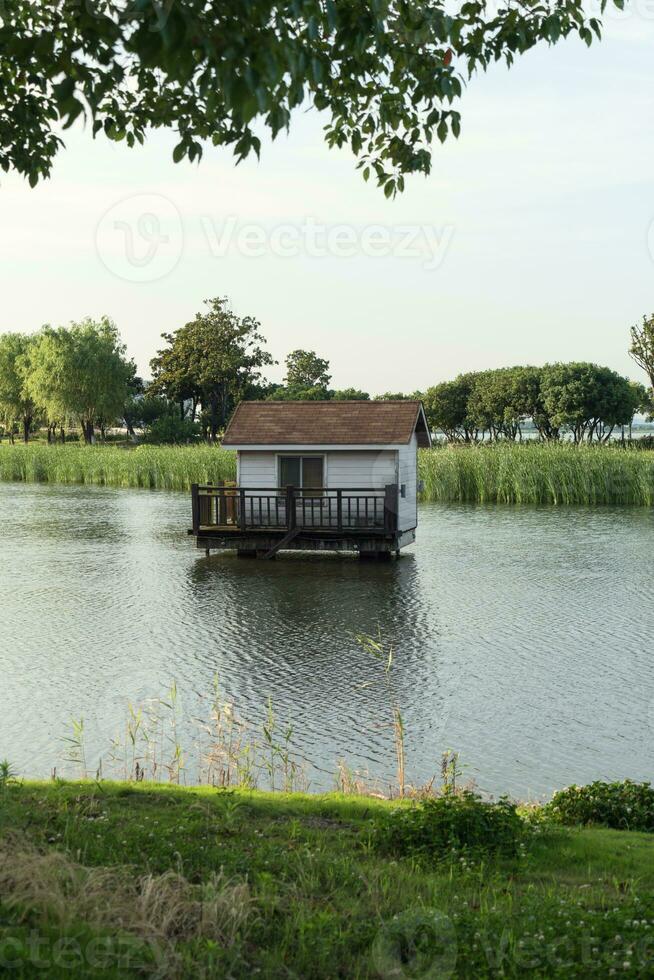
2, 12, 654, 394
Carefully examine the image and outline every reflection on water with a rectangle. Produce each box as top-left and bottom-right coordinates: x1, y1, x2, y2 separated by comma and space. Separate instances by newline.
1, 481, 652, 798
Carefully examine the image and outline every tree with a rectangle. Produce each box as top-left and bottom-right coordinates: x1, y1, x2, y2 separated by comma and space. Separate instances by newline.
149, 335, 201, 422
0, 0, 609, 195
630, 314, 654, 390
267, 385, 332, 402
23, 318, 134, 443
284, 350, 331, 390
0, 332, 37, 442
121, 374, 146, 440
151, 298, 275, 441
466, 367, 542, 441
539, 363, 639, 444
332, 388, 370, 400
267, 349, 332, 401
423, 378, 471, 442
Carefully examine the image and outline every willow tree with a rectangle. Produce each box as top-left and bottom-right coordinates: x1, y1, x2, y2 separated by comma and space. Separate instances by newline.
2, 0, 610, 195
0, 332, 37, 443
23, 318, 135, 443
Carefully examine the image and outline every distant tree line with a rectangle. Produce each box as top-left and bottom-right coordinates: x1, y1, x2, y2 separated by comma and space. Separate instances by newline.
422, 365, 650, 444
0, 300, 653, 445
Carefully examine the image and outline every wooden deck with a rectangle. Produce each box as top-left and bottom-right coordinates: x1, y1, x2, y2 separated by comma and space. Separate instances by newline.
190, 483, 401, 557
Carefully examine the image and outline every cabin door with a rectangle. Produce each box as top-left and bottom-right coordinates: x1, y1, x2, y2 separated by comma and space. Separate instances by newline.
278, 455, 325, 527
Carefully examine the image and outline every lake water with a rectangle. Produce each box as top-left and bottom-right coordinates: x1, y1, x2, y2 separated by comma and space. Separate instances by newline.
1, 481, 653, 799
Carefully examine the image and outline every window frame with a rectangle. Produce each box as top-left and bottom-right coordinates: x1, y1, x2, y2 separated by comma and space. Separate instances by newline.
276, 453, 326, 494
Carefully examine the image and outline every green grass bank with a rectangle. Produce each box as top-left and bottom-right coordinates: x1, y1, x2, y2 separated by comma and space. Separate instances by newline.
1, 781, 653, 977
0, 444, 237, 491
0, 442, 653, 505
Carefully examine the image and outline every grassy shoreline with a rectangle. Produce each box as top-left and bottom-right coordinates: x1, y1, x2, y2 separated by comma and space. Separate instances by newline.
1, 780, 653, 977
0, 442, 652, 505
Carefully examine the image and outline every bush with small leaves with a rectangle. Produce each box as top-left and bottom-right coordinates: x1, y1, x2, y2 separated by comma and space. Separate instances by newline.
142, 416, 201, 445
373, 790, 525, 860
547, 780, 654, 832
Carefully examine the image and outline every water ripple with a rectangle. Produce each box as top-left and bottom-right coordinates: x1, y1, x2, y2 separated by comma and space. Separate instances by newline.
1, 483, 653, 798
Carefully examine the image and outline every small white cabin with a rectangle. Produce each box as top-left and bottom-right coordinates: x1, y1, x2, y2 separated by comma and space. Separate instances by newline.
191, 400, 431, 559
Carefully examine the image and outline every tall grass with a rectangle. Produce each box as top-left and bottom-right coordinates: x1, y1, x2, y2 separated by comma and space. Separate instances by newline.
1, 441, 653, 504
418, 443, 654, 506
0, 443, 236, 490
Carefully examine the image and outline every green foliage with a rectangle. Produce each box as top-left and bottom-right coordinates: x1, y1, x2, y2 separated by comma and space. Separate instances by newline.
630, 313, 654, 390
424, 364, 644, 444
150, 297, 275, 441
331, 388, 370, 400
284, 349, 331, 390
0, 332, 37, 442
22, 318, 135, 443
0, 444, 236, 490
1, 781, 654, 978
539, 362, 645, 444
466, 367, 542, 441
417, 443, 654, 506
142, 415, 201, 445
0, 0, 611, 194
0, 759, 18, 788
2, 443, 653, 505
423, 375, 475, 441
373, 791, 525, 859
267, 384, 332, 401
269, 349, 333, 401
547, 780, 654, 832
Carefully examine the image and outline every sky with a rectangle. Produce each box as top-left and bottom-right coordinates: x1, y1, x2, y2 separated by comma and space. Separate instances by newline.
1, 12, 654, 395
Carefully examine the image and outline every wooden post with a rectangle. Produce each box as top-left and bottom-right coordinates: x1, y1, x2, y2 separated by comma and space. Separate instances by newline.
205, 480, 213, 525
384, 484, 398, 532
191, 483, 200, 534
239, 489, 247, 531
336, 489, 343, 531
286, 486, 297, 530
217, 479, 226, 526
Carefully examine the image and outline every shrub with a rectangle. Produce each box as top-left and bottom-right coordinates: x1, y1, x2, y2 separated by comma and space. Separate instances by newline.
373, 790, 525, 859
142, 416, 201, 444
547, 780, 654, 831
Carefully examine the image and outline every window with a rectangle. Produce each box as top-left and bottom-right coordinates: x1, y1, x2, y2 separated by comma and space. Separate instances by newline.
278, 456, 324, 493
279, 456, 301, 488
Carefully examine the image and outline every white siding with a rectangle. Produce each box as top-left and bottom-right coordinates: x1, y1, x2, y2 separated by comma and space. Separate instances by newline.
397, 434, 418, 532
324, 451, 397, 489
238, 450, 398, 490
238, 451, 278, 488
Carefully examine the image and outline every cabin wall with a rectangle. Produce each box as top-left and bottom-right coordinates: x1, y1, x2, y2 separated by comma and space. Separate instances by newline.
237, 450, 397, 490
237, 451, 277, 488
397, 434, 418, 532
323, 451, 397, 489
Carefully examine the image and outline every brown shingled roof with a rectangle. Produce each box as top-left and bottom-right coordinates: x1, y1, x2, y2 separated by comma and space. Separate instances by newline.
222, 400, 431, 447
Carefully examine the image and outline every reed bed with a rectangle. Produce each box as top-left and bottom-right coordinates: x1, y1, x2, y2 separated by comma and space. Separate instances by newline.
0, 441, 652, 504
0, 443, 236, 491
418, 443, 654, 506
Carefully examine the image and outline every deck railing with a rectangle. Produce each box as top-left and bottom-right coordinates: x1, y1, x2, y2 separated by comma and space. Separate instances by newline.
191, 484, 398, 535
